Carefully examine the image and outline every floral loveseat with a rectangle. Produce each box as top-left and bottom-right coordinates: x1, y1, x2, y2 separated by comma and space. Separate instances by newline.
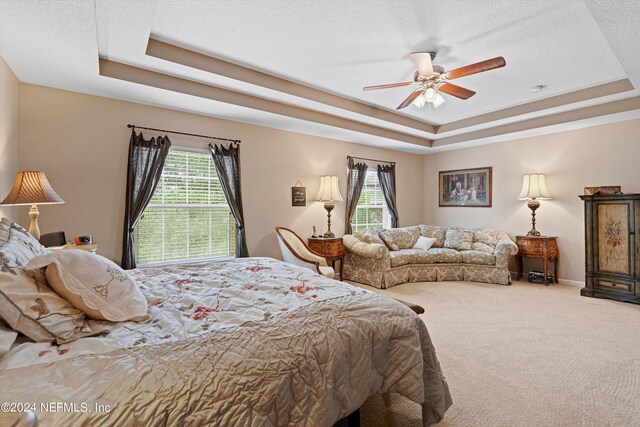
343, 225, 518, 288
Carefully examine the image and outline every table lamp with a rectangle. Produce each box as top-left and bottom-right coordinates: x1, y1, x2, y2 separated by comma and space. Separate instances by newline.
0, 171, 64, 240
517, 173, 551, 236
316, 176, 343, 238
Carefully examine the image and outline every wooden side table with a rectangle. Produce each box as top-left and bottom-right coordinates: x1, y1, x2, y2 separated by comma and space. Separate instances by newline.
308, 237, 345, 280
515, 236, 558, 285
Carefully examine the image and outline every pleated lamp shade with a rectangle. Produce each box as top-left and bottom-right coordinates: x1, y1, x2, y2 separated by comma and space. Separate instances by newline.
315, 176, 344, 202
517, 173, 551, 200
1, 171, 64, 205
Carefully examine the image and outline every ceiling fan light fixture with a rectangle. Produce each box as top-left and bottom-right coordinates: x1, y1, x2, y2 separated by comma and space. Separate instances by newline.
424, 87, 437, 102
433, 93, 446, 108
412, 93, 427, 108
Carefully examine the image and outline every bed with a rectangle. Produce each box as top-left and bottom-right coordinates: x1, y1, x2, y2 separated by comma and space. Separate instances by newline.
0, 256, 451, 426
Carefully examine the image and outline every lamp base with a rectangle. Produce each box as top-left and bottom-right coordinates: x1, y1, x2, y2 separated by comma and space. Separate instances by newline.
28, 203, 41, 240
526, 200, 541, 237
322, 201, 335, 238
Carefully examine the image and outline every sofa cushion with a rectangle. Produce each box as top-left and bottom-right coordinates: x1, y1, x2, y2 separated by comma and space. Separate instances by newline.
389, 249, 422, 267
359, 231, 385, 245
473, 242, 495, 254
428, 248, 463, 263
379, 226, 420, 251
389, 249, 441, 267
419, 225, 446, 248
444, 229, 474, 251
462, 250, 496, 265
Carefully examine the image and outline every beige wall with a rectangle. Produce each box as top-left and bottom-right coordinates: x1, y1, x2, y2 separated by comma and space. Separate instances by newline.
423, 119, 640, 283
0, 56, 20, 220
18, 84, 424, 262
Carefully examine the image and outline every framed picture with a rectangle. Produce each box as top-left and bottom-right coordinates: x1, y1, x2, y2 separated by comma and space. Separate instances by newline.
291, 185, 306, 207
439, 167, 492, 207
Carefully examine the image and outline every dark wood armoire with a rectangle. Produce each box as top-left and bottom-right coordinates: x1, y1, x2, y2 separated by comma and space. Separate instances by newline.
579, 193, 640, 303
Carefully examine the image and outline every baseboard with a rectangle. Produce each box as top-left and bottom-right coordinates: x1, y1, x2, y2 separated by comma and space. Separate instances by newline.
557, 278, 585, 287
510, 271, 584, 287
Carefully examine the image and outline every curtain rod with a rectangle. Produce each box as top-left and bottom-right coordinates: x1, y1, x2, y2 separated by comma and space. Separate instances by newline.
127, 124, 241, 143
347, 155, 396, 165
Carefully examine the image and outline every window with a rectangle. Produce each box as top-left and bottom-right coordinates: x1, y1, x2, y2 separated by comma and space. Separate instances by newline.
350, 170, 391, 233
135, 149, 235, 265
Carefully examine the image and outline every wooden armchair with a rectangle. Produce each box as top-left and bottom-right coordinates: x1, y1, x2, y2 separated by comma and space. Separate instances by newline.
275, 226, 335, 279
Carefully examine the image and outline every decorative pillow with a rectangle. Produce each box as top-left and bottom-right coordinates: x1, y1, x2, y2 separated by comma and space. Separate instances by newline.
0, 269, 99, 344
419, 225, 447, 248
473, 242, 495, 254
474, 231, 498, 247
354, 226, 383, 241
413, 236, 436, 251
444, 229, 474, 251
27, 251, 149, 322
379, 226, 420, 251
359, 231, 385, 245
0, 217, 49, 272
0, 321, 18, 358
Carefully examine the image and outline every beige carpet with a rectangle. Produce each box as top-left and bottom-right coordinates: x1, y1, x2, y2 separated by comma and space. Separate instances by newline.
354, 280, 640, 426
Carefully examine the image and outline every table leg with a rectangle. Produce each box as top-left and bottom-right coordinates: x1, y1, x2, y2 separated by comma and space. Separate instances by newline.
554, 257, 558, 284
543, 257, 549, 286
516, 255, 523, 280
339, 256, 344, 281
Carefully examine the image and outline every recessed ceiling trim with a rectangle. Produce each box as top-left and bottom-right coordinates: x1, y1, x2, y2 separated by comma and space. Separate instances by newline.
436, 78, 635, 134
145, 37, 437, 135
98, 58, 432, 148
434, 96, 640, 146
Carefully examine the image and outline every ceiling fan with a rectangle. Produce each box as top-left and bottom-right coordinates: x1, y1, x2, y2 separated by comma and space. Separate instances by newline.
363, 52, 506, 110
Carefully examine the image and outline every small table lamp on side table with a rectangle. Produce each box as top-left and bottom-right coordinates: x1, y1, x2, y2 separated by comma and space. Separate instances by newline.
0, 171, 64, 240
517, 173, 551, 237
308, 236, 345, 280
316, 176, 344, 238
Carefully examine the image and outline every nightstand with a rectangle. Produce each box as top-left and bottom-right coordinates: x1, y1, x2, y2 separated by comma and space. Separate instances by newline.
515, 236, 558, 285
49, 243, 98, 254
307, 237, 345, 280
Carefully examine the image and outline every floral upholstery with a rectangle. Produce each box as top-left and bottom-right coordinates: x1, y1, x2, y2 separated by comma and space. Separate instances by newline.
419, 225, 446, 248
343, 224, 518, 288
444, 229, 474, 251
461, 250, 496, 265
379, 226, 420, 251
354, 226, 384, 244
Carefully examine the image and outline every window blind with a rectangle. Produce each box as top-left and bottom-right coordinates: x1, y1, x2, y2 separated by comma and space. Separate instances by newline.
135, 149, 235, 265
351, 170, 391, 232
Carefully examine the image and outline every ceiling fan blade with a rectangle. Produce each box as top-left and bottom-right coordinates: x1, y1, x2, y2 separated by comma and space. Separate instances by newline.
396, 89, 423, 110
410, 52, 434, 76
438, 83, 476, 100
444, 56, 506, 80
363, 81, 415, 91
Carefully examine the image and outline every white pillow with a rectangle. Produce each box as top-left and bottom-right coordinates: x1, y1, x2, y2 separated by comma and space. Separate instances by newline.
413, 236, 436, 251
27, 251, 149, 322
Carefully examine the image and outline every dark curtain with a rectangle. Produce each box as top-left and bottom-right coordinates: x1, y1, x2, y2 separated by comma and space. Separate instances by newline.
345, 158, 368, 234
209, 143, 249, 258
121, 130, 171, 269
377, 164, 399, 228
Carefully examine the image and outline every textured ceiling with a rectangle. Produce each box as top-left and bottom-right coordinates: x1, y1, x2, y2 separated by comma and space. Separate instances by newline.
0, 0, 638, 153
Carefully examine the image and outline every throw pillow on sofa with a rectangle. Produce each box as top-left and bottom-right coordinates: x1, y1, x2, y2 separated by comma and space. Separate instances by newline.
379, 226, 420, 251
444, 229, 474, 251
413, 236, 436, 251
472, 230, 498, 254
418, 225, 446, 248
360, 231, 385, 245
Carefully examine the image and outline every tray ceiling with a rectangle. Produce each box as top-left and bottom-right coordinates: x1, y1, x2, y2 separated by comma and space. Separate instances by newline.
0, 0, 639, 153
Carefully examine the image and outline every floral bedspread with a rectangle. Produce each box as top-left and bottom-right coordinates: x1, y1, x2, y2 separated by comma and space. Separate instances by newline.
0, 257, 451, 426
